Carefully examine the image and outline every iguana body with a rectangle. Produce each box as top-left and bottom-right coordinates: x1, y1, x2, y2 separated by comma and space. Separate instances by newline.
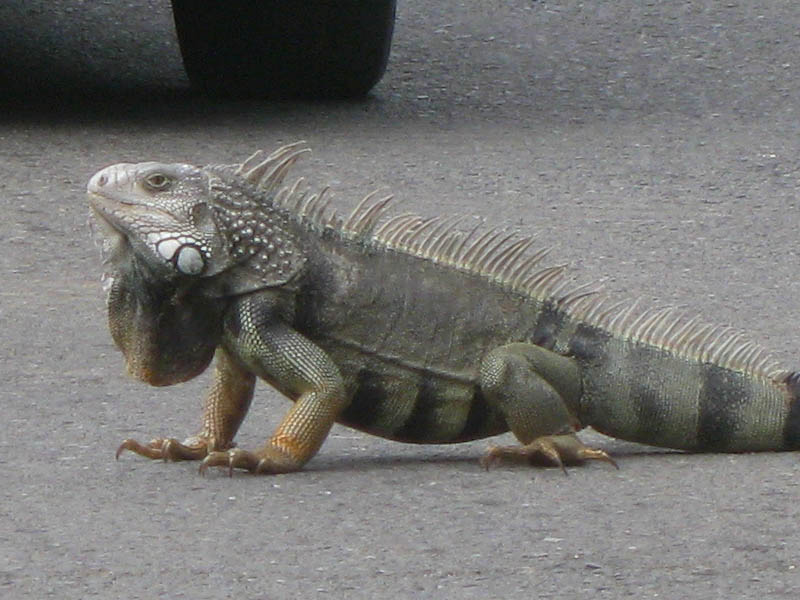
87, 143, 800, 475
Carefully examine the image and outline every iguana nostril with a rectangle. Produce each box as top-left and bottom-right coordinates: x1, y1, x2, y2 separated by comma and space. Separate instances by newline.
88, 171, 109, 191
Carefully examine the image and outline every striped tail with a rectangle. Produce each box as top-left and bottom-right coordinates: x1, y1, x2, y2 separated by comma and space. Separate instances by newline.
781, 372, 800, 449
568, 319, 800, 453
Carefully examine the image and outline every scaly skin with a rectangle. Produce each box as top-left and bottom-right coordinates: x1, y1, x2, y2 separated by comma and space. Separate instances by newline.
87, 143, 800, 476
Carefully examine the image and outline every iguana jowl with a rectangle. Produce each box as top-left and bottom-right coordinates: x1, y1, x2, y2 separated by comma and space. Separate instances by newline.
87, 142, 800, 475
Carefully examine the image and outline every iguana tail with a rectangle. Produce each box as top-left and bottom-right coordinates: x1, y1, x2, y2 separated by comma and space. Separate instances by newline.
561, 305, 800, 452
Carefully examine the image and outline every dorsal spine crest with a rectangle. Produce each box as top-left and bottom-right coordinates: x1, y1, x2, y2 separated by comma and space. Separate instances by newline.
223, 143, 790, 384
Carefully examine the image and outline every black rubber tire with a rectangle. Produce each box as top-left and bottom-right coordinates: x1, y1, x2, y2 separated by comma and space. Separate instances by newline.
170, 0, 396, 99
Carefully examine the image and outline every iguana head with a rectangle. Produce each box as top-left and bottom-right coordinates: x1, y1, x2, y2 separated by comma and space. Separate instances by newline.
88, 143, 310, 292
88, 161, 220, 279
87, 143, 311, 384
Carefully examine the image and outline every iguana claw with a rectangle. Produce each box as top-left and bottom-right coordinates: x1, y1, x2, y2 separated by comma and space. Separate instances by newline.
199, 449, 264, 476
115, 436, 214, 462
480, 434, 619, 473
199, 444, 303, 476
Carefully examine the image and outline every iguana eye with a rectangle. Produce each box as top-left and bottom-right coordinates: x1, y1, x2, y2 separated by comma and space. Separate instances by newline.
143, 173, 171, 192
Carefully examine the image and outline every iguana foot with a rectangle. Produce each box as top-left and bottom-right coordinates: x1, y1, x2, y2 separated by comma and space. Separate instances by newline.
199, 446, 301, 476
480, 434, 618, 473
116, 435, 224, 462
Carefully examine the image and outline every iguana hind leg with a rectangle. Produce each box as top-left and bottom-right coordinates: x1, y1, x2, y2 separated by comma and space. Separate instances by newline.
116, 347, 255, 463
479, 342, 616, 470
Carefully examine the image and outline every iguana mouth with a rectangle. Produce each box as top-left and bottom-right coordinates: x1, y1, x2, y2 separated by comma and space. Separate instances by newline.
89, 201, 127, 261
88, 195, 134, 298
88, 190, 179, 277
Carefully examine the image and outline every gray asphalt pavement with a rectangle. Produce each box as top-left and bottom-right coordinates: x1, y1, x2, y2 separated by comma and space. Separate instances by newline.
2, 1, 800, 598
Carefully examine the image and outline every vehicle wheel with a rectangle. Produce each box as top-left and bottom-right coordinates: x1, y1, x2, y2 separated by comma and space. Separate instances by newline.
170, 0, 396, 99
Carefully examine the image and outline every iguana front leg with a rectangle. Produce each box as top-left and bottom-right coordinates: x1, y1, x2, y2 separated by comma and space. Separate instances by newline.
116, 347, 255, 461
200, 298, 346, 475
479, 342, 616, 470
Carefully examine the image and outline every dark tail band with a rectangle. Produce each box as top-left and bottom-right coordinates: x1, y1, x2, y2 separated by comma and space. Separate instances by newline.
782, 372, 800, 449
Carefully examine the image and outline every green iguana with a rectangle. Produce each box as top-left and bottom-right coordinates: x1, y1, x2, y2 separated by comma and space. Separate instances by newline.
87, 142, 800, 475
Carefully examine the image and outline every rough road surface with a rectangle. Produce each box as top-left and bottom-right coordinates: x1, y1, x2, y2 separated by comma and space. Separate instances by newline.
1, 1, 799, 598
